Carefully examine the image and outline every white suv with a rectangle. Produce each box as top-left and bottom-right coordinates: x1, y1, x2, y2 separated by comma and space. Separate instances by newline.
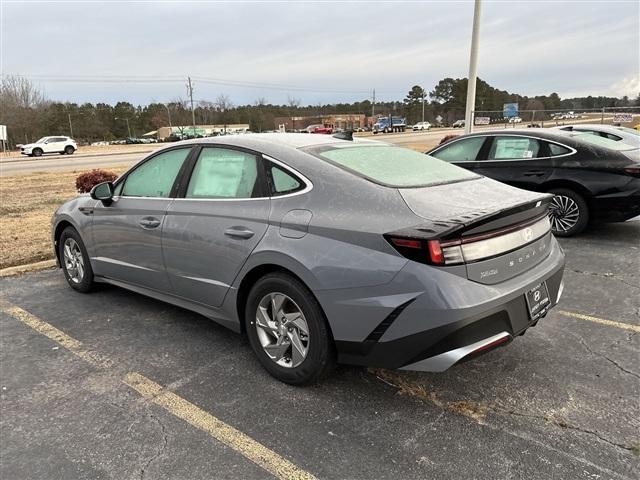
412, 121, 431, 131
20, 136, 77, 157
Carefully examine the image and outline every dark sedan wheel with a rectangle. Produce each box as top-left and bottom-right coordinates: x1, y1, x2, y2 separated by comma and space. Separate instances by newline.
245, 272, 335, 385
59, 227, 95, 292
548, 188, 589, 237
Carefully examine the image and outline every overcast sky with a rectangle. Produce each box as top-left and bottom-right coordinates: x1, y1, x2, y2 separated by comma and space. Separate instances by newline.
1, 1, 638, 106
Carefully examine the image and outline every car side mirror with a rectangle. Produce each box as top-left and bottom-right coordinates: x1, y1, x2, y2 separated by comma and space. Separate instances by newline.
90, 181, 114, 205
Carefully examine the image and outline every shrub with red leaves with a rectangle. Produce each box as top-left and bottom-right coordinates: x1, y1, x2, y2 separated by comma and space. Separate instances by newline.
439, 134, 460, 145
75, 169, 118, 193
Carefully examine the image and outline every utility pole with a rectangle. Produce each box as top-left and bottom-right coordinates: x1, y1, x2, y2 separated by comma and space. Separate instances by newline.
464, 0, 482, 134
372, 89, 376, 118
68, 113, 74, 138
164, 103, 173, 129
421, 89, 425, 123
187, 76, 196, 135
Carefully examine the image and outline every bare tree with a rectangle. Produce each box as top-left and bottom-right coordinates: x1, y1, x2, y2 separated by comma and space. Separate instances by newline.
287, 95, 301, 109
0, 75, 49, 145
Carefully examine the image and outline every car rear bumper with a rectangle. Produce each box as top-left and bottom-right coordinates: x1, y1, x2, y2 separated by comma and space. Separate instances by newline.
325, 235, 565, 371
591, 187, 640, 223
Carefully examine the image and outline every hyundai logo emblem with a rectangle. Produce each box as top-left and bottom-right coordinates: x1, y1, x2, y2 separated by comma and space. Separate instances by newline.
522, 227, 533, 242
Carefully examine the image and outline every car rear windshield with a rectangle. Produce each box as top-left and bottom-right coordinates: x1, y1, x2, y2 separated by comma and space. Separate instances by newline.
572, 133, 633, 151
304, 144, 478, 187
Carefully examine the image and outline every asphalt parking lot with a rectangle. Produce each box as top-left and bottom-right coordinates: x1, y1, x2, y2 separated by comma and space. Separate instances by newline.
1, 221, 638, 480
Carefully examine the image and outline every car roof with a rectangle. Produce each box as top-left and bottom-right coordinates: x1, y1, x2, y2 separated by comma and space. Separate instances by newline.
463, 128, 573, 142
157, 133, 381, 152
555, 124, 625, 134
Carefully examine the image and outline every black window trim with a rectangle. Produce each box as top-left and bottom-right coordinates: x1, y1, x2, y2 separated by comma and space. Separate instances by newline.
432, 134, 577, 163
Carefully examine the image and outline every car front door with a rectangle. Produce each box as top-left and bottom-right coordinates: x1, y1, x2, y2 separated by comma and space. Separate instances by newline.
43, 138, 60, 153
472, 135, 553, 190
429, 135, 488, 171
91, 147, 193, 291
162, 146, 270, 307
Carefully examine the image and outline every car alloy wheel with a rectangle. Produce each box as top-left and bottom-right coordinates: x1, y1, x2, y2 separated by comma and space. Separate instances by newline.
255, 292, 310, 368
63, 237, 85, 283
548, 194, 580, 234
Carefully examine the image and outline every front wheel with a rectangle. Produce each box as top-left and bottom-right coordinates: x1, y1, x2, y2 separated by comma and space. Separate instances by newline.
32, 148, 43, 157
245, 273, 335, 385
59, 227, 95, 292
548, 188, 589, 237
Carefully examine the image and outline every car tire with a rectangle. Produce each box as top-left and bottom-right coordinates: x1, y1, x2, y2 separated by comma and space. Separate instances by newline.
548, 188, 589, 237
32, 148, 43, 157
59, 226, 95, 293
65, 146, 75, 155
245, 272, 335, 385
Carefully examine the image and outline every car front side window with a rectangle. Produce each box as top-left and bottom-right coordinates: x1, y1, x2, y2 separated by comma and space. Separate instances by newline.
122, 148, 191, 198
186, 147, 263, 199
431, 136, 486, 162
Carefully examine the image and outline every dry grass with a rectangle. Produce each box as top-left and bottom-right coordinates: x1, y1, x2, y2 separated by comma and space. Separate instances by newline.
0, 166, 127, 269
370, 368, 488, 423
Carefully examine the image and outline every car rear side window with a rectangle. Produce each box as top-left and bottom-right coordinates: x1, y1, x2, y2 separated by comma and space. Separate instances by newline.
269, 164, 302, 195
432, 136, 486, 162
487, 136, 541, 160
548, 142, 571, 156
305, 144, 477, 187
122, 148, 191, 198
186, 147, 261, 199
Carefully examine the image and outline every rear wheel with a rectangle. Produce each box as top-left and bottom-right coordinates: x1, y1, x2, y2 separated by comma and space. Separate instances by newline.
548, 188, 589, 236
64, 145, 75, 155
59, 227, 95, 292
245, 273, 335, 384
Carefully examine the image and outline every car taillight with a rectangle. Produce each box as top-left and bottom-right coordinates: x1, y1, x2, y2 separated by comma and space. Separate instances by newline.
624, 166, 640, 178
387, 236, 464, 266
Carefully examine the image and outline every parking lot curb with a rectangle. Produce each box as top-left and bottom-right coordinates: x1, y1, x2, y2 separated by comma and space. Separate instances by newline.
0, 259, 57, 278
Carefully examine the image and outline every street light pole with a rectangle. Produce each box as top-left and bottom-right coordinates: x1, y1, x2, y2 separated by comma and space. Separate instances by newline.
464, 0, 482, 134
164, 104, 173, 129
115, 117, 132, 138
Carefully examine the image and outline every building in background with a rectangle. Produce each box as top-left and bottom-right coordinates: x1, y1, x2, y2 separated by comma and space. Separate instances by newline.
156, 124, 250, 140
273, 114, 368, 131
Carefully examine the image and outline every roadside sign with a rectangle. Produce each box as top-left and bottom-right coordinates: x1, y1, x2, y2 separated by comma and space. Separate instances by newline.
0, 125, 7, 141
435, 115, 443, 123
475, 117, 490, 125
503, 103, 519, 118
613, 113, 633, 123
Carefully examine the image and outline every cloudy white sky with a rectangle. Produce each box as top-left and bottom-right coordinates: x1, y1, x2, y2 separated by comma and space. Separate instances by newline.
1, 0, 638, 105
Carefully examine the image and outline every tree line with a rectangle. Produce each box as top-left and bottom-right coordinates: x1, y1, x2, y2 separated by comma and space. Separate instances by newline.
1, 75, 637, 146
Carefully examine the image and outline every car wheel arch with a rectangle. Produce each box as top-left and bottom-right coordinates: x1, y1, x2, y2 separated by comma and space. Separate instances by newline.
53, 219, 83, 266
540, 179, 593, 207
234, 262, 332, 340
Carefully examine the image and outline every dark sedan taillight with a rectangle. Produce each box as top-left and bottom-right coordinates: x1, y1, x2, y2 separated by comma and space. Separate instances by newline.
624, 166, 640, 178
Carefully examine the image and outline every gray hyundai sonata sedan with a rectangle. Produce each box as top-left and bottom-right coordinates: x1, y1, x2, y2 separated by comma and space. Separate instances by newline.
52, 133, 565, 384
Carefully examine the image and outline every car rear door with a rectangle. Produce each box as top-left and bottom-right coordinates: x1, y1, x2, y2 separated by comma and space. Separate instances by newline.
472, 135, 553, 190
162, 145, 270, 307
91, 146, 193, 291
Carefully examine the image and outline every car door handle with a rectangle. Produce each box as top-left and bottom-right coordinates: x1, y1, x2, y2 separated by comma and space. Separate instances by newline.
139, 217, 161, 229
224, 227, 255, 239
523, 170, 545, 177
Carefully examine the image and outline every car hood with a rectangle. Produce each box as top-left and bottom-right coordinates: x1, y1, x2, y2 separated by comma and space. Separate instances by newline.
398, 176, 550, 226
21, 143, 38, 148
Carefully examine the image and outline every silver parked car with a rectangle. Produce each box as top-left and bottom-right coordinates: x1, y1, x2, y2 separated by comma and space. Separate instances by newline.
52, 134, 565, 384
